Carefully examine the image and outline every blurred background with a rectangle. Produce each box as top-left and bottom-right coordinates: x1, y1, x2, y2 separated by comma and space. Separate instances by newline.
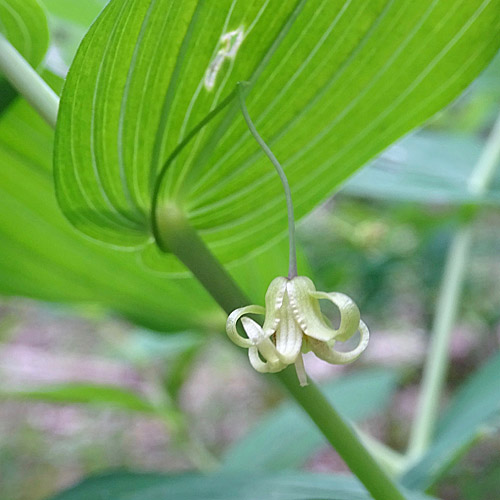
1, 4, 500, 500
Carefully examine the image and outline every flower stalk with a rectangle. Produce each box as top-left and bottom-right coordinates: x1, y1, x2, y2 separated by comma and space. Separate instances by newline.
155, 204, 407, 500
231, 85, 369, 386
238, 83, 297, 278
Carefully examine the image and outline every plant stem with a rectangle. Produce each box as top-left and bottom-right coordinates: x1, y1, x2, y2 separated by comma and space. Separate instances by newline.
0, 35, 58, 128
407, 225, 472, 459
237, 84, 297, 278
407, 110, 500, 460
155, 204, 408, 500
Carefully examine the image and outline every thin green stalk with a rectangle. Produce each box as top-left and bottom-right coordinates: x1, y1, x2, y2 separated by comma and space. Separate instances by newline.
237, 84, 297, 278
407, 226, 472, 459
407, 110, 500, 460
0, 34, 58, 128
155, 204, 408, 500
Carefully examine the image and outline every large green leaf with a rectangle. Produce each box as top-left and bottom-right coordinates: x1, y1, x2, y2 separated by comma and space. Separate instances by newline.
55, 0, 500, 272
0, 83, 301, 331
0, 0, 49, 111
402, 350, 500, 490
223, 369, 398, 471
48, 471, 434, 500
0, 94, 217, 332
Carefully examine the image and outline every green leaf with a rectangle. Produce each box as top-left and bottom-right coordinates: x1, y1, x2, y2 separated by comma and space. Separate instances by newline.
0, 84, 298, 330
343, 131, 500, 205
55, 0, 500, 272
40, 0, 108, 68
0, 0, 48, 67
48, 471, 435, 500
0, 94, 219, 332
223, 369, 398, 471
2, 383, 158, 413
0, 0, 49, 112
41, 0, 107, 26
402, 350, 500, 490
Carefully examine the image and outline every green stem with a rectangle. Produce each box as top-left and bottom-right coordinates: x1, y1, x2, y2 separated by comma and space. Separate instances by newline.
0, 34, 58, 128
155, 205, 408, 500
407, 225, 472, 459
237, 84, 297, 278
407, 109, 500, 460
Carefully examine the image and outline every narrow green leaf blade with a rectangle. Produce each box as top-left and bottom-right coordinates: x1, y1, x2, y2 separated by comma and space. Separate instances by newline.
402, 351, 500, 490
223, 369, 398, 471
2, 383, 157, 413
55, 0, 500, 271
48, 471, 435, 500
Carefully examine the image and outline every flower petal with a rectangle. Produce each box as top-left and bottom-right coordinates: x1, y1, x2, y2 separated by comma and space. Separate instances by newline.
262, 276, 288, 337
240, 316, 265, 343
274, 291, 302, 364
248, 346, 285, 373
226, 305, 265, 348
288, 276, 337, 342
309, 291, 361, 342
308, 320, 370, 365
242, 317, 284, 371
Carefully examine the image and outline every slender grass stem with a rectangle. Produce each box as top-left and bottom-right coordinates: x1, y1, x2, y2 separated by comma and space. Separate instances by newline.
0, 35, 58, 128
155, 204, 408, 500
407, 110, 500, 460
237, 84, 297, 278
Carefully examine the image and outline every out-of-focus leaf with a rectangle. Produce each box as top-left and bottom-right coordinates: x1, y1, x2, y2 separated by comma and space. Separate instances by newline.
48, 471, 435, 500
41, 0, 107, 26
0, 96, 218, 332
402, 350, 500, 490
0, 0, 48, 66
0, 0, 49, 112
2, 383, 158, 413
40, 0, 108, 68
117, 330, 204, 364
55, 0, 500, 273
343, 131, 500, 205
223, 369, 398, 471
164, 340, 204, 401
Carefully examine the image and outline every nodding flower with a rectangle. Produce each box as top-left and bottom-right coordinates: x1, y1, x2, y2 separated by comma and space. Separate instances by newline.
226, 276, 369, 386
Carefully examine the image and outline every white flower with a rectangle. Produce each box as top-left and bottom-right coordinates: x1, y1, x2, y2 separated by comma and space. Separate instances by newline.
226, 276, 369, 386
